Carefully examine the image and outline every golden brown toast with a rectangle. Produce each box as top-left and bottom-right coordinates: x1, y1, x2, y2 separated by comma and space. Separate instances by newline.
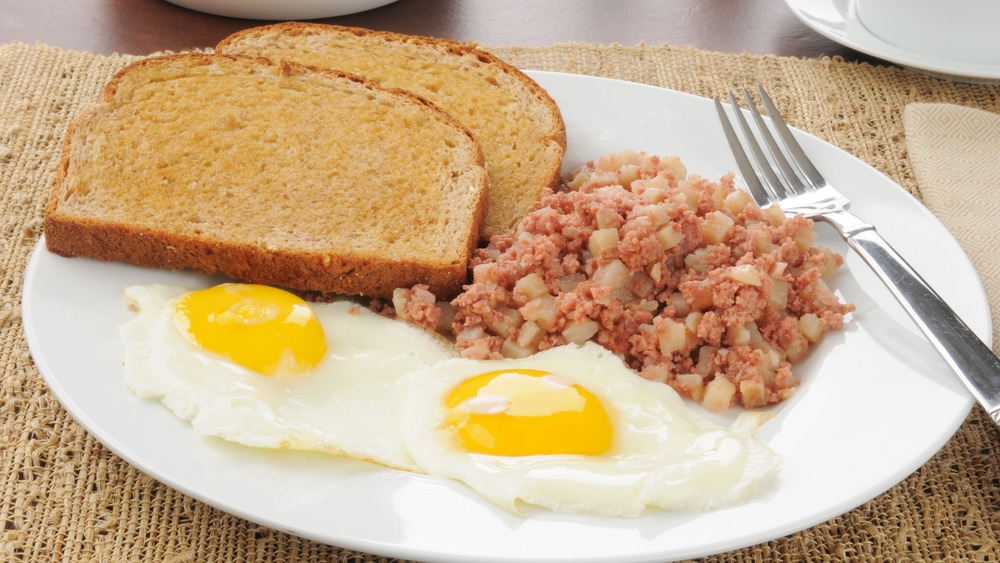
44, 53, 489, 299
217, 23, 566, 240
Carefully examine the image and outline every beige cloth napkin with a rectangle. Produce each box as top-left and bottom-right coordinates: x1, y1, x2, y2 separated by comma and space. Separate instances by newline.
905, 103, 1000, 337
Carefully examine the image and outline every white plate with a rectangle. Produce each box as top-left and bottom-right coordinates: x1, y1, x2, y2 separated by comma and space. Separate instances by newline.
23, 71, 983, 562
784, 0, 1000, 84
163, 0, 398, 20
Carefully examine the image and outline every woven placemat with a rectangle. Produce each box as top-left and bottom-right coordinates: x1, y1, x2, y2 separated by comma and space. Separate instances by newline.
2, 40, 999, 562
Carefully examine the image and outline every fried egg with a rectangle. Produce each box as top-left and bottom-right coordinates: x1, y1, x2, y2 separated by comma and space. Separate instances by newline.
400, 342, 779, 516
121, 283, 456, 471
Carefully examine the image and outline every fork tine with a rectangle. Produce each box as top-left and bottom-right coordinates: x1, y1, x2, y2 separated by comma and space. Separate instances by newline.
756, 86, 826, 189
724, 91, 792, 201
713, 96, 771, 206
740, 88, 809, 196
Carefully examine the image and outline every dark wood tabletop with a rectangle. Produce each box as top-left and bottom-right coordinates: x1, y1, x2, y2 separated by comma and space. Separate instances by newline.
3, 0, 887, 65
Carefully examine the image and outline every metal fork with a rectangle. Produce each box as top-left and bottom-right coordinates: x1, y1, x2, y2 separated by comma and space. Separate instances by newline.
715, 85, 1000, 426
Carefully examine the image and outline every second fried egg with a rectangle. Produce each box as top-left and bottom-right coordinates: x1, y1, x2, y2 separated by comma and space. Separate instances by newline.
400, 342, 779, 516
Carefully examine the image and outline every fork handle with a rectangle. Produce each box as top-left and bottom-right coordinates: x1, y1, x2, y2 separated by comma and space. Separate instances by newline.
823, 210, 1000, 424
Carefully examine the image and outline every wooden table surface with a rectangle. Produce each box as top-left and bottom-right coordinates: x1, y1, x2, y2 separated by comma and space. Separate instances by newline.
3, 0, 887, 64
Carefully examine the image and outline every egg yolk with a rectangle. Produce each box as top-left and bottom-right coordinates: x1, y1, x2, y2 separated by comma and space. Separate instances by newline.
173, 284, 327, 376
444, 369, 613, 456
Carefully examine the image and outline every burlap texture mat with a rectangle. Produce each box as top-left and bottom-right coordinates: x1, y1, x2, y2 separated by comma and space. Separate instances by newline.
1, 40, 999, 562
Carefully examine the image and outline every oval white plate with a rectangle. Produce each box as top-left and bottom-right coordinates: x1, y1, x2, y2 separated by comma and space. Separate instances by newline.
163, 0, 398, 20
23, 71, 983, 562
784, 0, 1000, 84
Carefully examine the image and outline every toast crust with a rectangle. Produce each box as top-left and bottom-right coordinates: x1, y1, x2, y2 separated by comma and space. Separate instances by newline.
44, 53, 489, 298
43, 213, 470, 298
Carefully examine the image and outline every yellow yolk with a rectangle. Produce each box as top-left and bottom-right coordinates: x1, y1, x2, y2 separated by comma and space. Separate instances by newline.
172, 284, 327, 376
443, 369, 613, 456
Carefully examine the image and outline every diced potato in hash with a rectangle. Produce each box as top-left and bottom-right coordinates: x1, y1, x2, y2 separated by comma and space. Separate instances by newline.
798, 313, 823, 342
658, 319, 688, 355
769, 279, 790, 311
675, 373, 705, 401
764, 204, 785, 226
593, 259, 630, 289
562, 319, 599, 344
701, 211, 735, 245
726, 324, 752, 346
655, 223, 684, 250
516, 320, 543, 349
684, 312, 703, 334
794, 224, 818, 253
487, 305, 523, 337
726, 264, 762, 286
740, 380, 767, 409
522, 295, 558, 330
723, 189, 753, 215
595, 207, 621, 230
617, 164, 640, 189
515, 272, 550, 300
703, 377, 736, 412
589, 228, 620, 257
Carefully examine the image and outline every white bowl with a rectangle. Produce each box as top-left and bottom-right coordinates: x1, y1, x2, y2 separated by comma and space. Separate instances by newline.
856, 0, 1000, 65
164, 0, 399, 20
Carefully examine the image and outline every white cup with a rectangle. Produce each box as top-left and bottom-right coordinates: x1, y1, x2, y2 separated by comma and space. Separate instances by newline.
856, 0, 1000, 65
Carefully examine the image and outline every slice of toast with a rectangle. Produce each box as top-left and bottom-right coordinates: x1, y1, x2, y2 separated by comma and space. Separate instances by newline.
44, 53, 489, 299
217, 23, 566, 240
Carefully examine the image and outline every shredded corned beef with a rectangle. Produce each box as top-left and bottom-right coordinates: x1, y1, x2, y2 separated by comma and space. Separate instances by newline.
387, 151, 854, 411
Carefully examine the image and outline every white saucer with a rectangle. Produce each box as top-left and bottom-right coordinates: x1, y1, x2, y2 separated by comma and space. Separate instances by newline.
784, 0, 1000, 84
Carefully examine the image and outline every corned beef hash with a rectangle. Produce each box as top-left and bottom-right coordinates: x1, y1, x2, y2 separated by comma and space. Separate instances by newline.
391, 150, 855, 412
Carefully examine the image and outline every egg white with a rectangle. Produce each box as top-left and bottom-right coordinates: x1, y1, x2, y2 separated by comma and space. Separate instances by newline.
399, 342, 780, 517
121, 284, 457, 471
